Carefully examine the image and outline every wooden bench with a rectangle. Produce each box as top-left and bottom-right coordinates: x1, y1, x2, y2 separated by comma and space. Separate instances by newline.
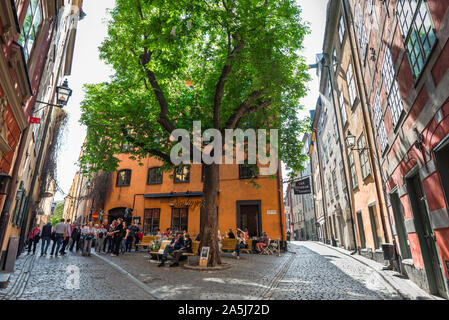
135, 236, 155, 248
149, 240, 171, 261
182, 241, 200, 257
221, 238, 252, 254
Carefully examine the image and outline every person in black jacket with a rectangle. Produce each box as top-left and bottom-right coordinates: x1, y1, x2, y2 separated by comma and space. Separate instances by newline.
111, 218, 124, 256
40, 222, 53, 256
170, 233, 192, 267
69, 224, 81, 252
158, 232, 184, 267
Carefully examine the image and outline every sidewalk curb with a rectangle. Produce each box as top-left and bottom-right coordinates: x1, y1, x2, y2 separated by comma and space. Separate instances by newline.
311, 241, 437, 300
92, 252, 165, 300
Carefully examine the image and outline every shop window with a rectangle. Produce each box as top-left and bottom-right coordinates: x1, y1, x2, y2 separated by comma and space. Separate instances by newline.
144, 208, 160, 234
172, 208, 188, 232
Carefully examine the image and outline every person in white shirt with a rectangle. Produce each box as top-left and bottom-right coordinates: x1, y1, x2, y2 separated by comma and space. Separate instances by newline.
60, 219, 72, 255
81, 222, 95, 256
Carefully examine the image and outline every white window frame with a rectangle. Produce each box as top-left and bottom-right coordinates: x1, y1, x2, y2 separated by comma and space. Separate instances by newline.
346, 63, 357, 107
338, 14, 345, 44
372, 92, 388, 152
382, 47, 404, 128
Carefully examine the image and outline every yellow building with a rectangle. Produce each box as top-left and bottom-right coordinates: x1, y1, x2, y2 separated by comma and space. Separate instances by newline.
101, 155, 286, 242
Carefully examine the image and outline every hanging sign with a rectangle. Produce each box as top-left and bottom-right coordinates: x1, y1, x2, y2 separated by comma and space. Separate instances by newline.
294, 177, 311, 195
92, 212, 99, 220
29, 117, 41, 124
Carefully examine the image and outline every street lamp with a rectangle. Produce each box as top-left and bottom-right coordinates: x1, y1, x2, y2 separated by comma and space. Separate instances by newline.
0, 171, 12, 195
56, 79, 73, 106
345, 130, 369, 152
34, 79, 73, 113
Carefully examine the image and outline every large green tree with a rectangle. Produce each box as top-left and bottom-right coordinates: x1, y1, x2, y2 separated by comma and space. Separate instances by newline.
80, 0, 310, 266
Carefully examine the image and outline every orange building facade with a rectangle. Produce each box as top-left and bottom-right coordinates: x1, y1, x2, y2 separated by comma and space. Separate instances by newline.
102, 155, 286, 242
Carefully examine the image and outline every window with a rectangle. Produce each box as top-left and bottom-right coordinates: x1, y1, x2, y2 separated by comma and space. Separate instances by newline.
366, 0, 374, 15
18, 0, 42, 61
372, 93, 388, 152
116, 169, 131, 186
144, 209, 160, 234
333, 48, 338, 74
328, 177, 333, 199
174, 166, 190, 183
339, 93, 347, 126
332, 169, 338, 197
349, 152, 358, 189
346, 63, 357, 107
172, 208, 188, 232
382, 47, 403, 127
338, 14, 345, 44
147, 167, 163, 185
358, 133, 371, 179
396, 0, 436, 79
239, 164, 258, 179
355, 3, 369, 61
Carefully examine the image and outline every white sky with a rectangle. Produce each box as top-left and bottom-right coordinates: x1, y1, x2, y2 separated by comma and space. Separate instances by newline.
54, 0, 328, 201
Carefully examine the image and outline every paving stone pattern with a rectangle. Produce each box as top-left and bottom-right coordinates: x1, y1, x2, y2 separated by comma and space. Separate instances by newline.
0, 241, 413, 300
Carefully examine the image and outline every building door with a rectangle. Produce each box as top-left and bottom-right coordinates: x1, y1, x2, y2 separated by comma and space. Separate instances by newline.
434, 139, 449, 207
390, 191, 412, 259
407, 174, 447, 298
236, 201, 261, 237
368, 205, 381, 249
356, 211, 366, 249
108, 207, 126, 223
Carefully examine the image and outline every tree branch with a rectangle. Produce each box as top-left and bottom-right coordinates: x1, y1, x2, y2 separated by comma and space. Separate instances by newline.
224, 89, 264, 129
213, 39, 245, 129
120, 125, 171, 162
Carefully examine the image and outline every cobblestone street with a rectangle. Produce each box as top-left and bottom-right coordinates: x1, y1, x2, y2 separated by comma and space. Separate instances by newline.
0, 241, 435, 300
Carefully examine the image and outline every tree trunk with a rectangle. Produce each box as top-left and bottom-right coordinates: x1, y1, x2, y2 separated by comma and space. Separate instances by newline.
200, 163, 221, 266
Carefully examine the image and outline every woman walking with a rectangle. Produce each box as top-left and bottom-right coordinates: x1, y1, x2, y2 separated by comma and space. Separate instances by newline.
27, 224, 41, 255
111, 219, 124, 256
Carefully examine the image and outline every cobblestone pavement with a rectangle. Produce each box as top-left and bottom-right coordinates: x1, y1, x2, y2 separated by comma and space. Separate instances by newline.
0, 241, 426, 300
0, 247, 154, 300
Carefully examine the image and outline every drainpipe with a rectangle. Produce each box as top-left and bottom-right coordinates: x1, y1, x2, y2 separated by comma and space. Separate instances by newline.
309, 146, 319, 241
341, 0, 393, 246
314, 123, 329, 244
276, 162, 285, 250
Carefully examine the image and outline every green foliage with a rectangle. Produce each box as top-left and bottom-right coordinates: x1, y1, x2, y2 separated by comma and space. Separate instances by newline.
80, 0, 311, 174
51, 202, 64, 226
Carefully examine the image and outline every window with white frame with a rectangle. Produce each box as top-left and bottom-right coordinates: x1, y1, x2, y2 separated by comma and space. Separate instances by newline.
396, 0, 436, 79
349, 152, 358, 189
339, 93, 347, 126
338, 14, 345, 44
355, 3, 369, 61
332, 168, 338, 197
346, 63, 357, 107
366, 0, 374, 15
382, 47, 403, 127
358, 133, 371, 179
18, 0, 42, 61
372, 93, 388, 152
333, 48, 338, 74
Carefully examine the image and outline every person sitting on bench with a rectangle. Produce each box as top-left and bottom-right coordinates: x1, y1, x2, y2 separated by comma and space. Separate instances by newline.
169, 233, 193, 267
256, 232, 269, 253
158, 232, 184, 267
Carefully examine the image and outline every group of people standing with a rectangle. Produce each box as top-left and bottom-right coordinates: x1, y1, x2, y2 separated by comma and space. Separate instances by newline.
26, 218, 143, 258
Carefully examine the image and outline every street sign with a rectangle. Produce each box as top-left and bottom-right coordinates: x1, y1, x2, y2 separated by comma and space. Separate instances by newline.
294, 177, 311, 195
267, 210, 276, 215
29, 117, 41, 124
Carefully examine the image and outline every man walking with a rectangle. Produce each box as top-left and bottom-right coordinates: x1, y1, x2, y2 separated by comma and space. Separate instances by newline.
59, 219, 71, 255
50, 219, 67, 257
40, 221, 52, 256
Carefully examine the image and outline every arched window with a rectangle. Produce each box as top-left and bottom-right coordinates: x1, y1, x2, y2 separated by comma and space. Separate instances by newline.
116, 169, 131, 186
